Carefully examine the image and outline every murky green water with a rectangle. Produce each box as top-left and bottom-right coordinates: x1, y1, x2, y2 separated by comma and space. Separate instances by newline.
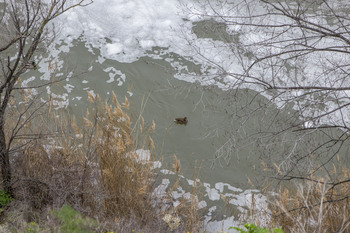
60, 40, 263, 188
21, 35, 350, 192
16, 30, 348, 205
17, 34, 350, 230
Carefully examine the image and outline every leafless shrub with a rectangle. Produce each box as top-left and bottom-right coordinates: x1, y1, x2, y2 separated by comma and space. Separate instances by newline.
0, 0, 93, 197
271, 168, 350, 233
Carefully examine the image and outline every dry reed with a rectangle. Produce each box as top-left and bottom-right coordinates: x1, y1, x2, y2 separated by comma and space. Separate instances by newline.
5, 91, 203, 232
271, 169, 350, 233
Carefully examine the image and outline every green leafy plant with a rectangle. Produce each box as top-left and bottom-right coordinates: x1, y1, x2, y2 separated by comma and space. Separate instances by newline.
24, 222, 39, 233
229, 223, 284, 233
0, 189, 13, 207
53, 205, 97, 233
0, 189, 13, 214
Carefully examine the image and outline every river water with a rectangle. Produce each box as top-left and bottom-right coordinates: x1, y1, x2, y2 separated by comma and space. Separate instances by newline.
23, 38, 271, 231
19, 0, 350, 231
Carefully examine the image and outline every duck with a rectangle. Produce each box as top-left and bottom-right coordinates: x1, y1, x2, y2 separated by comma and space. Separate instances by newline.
174, 117, 188, 125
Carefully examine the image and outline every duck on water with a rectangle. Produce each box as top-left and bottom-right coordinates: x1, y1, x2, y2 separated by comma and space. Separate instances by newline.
174, 117, 188, 125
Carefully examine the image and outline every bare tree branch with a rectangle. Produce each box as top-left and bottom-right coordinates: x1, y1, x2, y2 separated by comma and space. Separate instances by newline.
0, 0, 92, 196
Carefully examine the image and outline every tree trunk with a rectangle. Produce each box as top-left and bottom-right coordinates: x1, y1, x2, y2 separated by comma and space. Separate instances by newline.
0, 125, 13, 197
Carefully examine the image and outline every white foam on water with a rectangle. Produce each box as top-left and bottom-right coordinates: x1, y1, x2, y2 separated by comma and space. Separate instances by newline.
215, 182, 242, 193
154, 168, 270, 230
21, 76, 36, 86
49, 0, 334, 109
204, 182, 221, 201
103, 67, 126, 85
53, 0, 188, 63
64, 84, 75, 93
45, 0, 350, 129
153, 178, 170, 198
45, 0, 275, 103
205, 216, 237, 233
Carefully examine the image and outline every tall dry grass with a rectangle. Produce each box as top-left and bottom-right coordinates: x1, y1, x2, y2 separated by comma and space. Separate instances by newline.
89, 92, 156, 219
271, 170, 350, 233
232, 161, 350, 233
6, 91, 203, 232
162, 157, 204, 232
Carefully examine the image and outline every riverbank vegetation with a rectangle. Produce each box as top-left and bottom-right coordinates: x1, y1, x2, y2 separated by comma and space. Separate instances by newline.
234, 166, 350, 232
270, 169, 350, 232
0, 92, 203, 232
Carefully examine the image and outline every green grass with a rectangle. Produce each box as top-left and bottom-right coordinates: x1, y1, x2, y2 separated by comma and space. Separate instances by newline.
53, 205, 98, 233
230, 223, 284, 233
24, 222, 40, 233
0, 189, 13, 214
